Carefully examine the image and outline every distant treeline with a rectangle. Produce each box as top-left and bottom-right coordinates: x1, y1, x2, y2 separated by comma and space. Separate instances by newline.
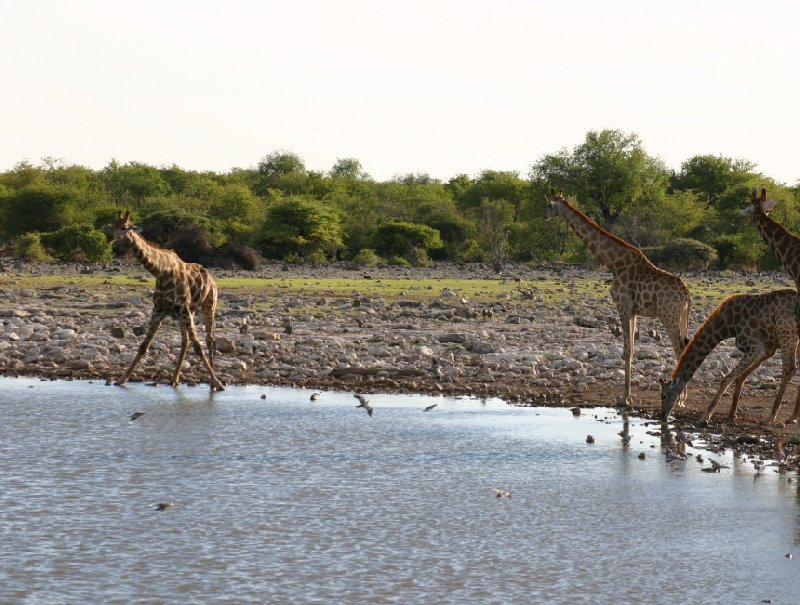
1, 129, 797, 271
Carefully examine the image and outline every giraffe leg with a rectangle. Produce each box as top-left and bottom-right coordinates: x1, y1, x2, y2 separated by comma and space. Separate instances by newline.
727, 352, 771, 420
699, 347, 765, 425
184, 314, 225, 391
619, 313, 637, 406
766, 345, 794, 424
171, 328, 190, 387
116, 316, 164, 386
202, 305, 217, 367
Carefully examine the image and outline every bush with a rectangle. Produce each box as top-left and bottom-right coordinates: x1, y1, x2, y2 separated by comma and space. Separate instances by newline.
643, 238, 718, 271
387, 255, 410, 266
163, 227, 214, 264
350, 248, 384, 267
12, 233, 54, 262
40, 225, 112, 262
212, 242, 264, 270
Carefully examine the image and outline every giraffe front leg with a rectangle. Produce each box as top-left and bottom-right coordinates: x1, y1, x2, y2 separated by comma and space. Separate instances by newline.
619, 314, 637, 407
116, 317, 163, 386
171, 329, 190, 387
699, 349, 763, 426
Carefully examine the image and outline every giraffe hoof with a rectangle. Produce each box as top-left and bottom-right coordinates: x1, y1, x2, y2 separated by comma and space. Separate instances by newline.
696, 419, 709, 429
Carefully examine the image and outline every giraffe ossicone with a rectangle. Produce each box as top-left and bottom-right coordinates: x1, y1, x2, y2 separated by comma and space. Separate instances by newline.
109, 211, 225, 391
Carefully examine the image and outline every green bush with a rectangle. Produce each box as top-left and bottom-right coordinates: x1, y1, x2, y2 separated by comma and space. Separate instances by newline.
40, 225, 112, 262
643, 238, 718, 271
12, 233, 54, 262
387, 255, 410, 266
350, 248, 383, 267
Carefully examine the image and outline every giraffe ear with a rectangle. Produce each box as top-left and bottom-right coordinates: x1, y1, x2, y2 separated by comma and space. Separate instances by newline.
123, 211, 131, 221
760, 187, 768, 203
116, 211, 124, 220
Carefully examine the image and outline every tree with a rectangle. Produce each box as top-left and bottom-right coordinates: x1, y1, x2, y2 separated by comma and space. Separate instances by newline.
474, 199, 514, 271
101, 160, 170, 207
371, 221, 443, 262
255, 150, 308, 195
453, 170, 530, 219
330, 157, 369, 180
670, 155, 755, 200
531, 129, 669, 228
258, 196, 343, 260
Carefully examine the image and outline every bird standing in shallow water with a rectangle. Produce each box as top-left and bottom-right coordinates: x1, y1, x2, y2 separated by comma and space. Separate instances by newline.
130, 412, 145, 421
155, 501, 174, 512
310, 392, 320, 401
423, 404, 438, 412
354, 394, 373, 417
753, 459, 766, 473
489, 487, 512, 498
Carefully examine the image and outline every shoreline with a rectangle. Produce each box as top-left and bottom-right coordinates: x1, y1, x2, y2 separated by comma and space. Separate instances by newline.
1, 259, 799, 464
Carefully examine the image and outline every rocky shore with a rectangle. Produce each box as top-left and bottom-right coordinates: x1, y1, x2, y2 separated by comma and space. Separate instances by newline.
1, 259, 799, 464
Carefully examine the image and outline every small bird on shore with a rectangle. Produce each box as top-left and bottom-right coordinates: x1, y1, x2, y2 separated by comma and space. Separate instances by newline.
709, 459, 730, 472
586, 435, 595, 444
130, 412, 145, 421
423, 404, 438, 412
155, 501, 174, 512
571, 407, 581, 416
489, 487, 512, 498
665, 448, 686, 462
354, 394, 373, 417
310, 392, 320, 401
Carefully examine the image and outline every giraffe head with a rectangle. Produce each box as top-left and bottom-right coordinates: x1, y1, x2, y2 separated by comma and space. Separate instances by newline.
659, 376, 685, 419
109, 211, 140, 243
546, 188, 567, 219
740, 187, 776, 216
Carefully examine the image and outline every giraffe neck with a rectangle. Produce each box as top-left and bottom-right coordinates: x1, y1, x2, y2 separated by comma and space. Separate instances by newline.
671, 296, 739, 384
751, 207, 800, 285
124, 231, 183, 278
553, 199, 642, 273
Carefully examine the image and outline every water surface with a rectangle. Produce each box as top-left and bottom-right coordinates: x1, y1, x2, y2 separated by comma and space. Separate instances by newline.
0, 377, 798, 604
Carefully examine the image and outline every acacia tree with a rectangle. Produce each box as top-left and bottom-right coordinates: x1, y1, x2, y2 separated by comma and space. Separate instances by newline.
530, 129, 668, 228
258, 196, 343, 261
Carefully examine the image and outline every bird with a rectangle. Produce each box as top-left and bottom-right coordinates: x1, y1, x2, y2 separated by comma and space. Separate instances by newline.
753, 459, 766, 473
675, 430, 694, 449
130, 412, 145, 421
586, 434, 595, 444
489, 487, 512, 498
154, 501, 174, 512
571, 406, 581, 416
423, 404, 438, 412
353, 394, 373, 417
709, 459, 730, 472
618, 431, 631, 447
310, 392, 320, 401
695, 454, 705, 463
665, 448, 687, 462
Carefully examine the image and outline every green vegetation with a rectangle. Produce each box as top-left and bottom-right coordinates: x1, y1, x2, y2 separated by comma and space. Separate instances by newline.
1, 129, 798, 270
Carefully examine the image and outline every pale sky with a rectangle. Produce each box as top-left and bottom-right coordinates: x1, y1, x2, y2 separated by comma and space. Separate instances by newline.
2, 0, 799, 184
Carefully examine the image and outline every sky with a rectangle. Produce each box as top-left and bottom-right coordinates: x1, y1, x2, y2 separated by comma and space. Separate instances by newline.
2, 0, 799, 184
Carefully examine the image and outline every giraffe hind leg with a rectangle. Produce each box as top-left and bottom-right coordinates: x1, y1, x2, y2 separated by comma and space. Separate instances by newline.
185, 315, 225, 391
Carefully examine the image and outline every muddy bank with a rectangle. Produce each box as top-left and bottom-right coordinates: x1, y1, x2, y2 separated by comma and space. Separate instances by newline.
1, 259, 798, 465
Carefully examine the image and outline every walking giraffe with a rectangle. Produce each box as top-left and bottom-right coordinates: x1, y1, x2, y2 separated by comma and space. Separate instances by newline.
743, 187, 800, 440
660, 290, 800, 424
110, 211, 225, 391
547, 190, 691, 405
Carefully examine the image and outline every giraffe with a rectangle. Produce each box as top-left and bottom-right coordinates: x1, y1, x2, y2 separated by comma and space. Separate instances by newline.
547, 190, 691, 405
109, 211, 225, 391
743, 187, 800, 441
743, 187, 800, 287
660, 290, 800, 425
